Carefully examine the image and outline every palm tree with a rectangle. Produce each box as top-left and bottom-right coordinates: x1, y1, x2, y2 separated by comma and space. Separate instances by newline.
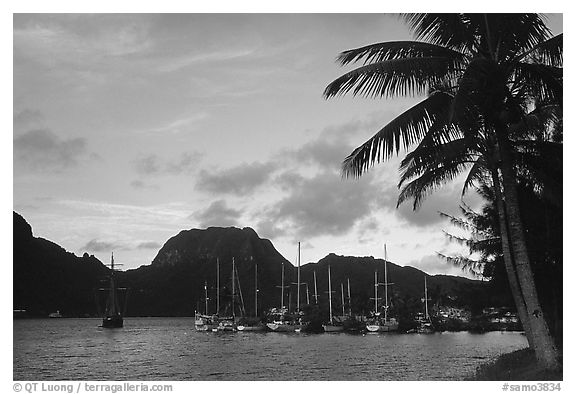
324, 14, 561, 369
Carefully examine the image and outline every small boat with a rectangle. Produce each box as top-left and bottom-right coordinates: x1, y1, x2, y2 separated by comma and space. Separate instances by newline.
415, 276, 435, 333
236, 264, 265, 332
322, 265, 344, 333
48, 310, 62, 318
365, 245, 399, 333
194, 313, 217, 331
100, 253, 126, 328
266, 243, 304, 332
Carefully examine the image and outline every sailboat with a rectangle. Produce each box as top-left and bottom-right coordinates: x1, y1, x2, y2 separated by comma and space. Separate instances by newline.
266, 243, 304, 332
215, 257, 245, 331
237, 262, 266, 332
194, 280, 217, 331
366, 245, 398, 332
322, 265, 344, 332
416, 276, 434, 333
101, 253, 126, 328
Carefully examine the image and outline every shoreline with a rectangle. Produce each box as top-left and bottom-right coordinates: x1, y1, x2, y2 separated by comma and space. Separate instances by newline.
471, 348, 563, 381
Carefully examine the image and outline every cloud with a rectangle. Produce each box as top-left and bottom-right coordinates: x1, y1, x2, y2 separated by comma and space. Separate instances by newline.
408, 253, 475, 278
130, 180, 159, 190
80, 239, 126, 253
192, 200, 243, 228
141, 113, 209, 134
264, 170, 381, 238
137, 241, 162, 250
196, 162, 277, 196
14, 129, 89, 172
14, 109, 44, 127
133, 152, 203, 176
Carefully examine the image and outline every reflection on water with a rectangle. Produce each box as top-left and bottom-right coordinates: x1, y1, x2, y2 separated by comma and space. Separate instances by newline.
13, 317, 527, 380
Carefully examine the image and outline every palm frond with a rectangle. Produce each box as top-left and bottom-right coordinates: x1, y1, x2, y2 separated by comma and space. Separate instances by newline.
324, 57, 459, 99
397, 159, 471, 210
341, 91, 452, 178
336, 40, 467, 66
512, 63, 562, 105
402, 14, 478, 53
515, 33, 562, 67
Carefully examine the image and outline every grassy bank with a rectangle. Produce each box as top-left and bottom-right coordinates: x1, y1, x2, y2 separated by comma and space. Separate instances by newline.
471, 348, 562, 381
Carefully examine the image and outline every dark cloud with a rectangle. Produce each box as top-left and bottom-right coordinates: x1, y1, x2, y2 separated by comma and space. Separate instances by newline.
130, 180, 159, 190
281, 113, 397, 173
137, 241, 162, 250
255, 218, 287, 240
80, 239, 126, 253
192, 200, 242, 228
133, 152, 202, 176
14, 129, 89, 172
264, 171, 381, 238
14, 109, 44, 126
196, 162, 276, 196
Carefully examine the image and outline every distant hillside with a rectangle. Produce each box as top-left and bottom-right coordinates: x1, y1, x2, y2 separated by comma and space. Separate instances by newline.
121, 227, 292, 316
13, 211, 109, 317
13, 212, 506, 318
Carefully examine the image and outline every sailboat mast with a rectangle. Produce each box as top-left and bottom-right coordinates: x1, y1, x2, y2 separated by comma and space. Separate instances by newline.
347, 278, 351, 316
384, 244, 388, 321
216, 258, 220, 315
232, 257, 236, 318
313, 271, 318, 304
255, 263, 258, 317
109, 253, 116, 315
204, 280, 208, 315
281, 262, 285, 309
297, 242, 301, 313
374, 271, 378, 313
424, 276, 429, 319
328, 265, 333, 324
341, 282, 345, 317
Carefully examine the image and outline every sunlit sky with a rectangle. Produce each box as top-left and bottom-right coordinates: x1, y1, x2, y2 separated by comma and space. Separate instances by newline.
12, 11, 563, 277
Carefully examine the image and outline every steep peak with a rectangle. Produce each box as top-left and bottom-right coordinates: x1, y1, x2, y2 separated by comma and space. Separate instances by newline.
14, 211, 33, 244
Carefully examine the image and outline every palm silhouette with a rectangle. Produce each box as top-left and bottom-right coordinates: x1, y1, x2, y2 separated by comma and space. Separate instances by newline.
324, 14, 562, 369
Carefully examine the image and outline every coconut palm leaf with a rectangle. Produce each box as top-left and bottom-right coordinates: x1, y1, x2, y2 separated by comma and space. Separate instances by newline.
402, 14, 480, 53
324, 57, 459, 99
515, 33, 563, 67
341, 91, 452, 178
336, 40, 467, 66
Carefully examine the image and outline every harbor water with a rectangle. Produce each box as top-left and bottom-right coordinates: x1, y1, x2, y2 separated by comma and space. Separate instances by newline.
13, 317, 528, 380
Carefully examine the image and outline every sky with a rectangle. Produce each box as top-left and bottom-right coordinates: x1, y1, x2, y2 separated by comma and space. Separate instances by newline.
12, 13, 563, 278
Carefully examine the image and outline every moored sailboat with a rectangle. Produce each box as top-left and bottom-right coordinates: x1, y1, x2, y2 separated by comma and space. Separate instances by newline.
237, 262, 266, 332
416, 276, 434, 333
266, 243, 304, 332
365, 245, 398, 333
322, 265, 344, 332
101, 253, 126, 328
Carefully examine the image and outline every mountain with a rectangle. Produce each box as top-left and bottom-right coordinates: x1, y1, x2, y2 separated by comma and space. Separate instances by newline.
13, 212, 505, 318
13, 211, 109, 317
120, 227, 292, 316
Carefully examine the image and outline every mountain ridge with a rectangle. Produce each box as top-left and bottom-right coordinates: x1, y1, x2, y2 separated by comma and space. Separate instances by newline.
13, 211, 506, 318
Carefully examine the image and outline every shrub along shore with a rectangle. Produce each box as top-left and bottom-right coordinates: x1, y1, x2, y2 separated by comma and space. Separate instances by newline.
471, 348, 562, 381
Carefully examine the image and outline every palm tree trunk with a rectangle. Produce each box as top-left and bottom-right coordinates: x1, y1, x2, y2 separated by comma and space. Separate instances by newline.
496, 127, 560, 370
490, 167, 534, 349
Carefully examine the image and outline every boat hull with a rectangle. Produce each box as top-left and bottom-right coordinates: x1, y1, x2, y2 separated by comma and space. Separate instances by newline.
266, 322, 303, 332
102, 315, 123, 328
322, 324, 344, 332
237, 324, 266, 332
365, 322, 399, 332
